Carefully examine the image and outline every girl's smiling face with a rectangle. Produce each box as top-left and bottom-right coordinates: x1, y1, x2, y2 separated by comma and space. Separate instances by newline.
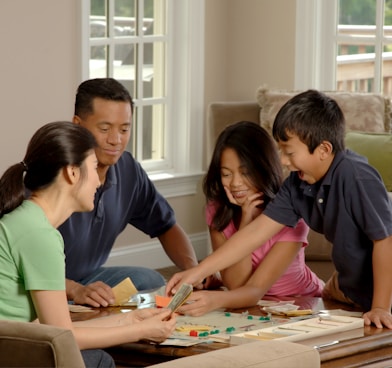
220, 148, 258, 205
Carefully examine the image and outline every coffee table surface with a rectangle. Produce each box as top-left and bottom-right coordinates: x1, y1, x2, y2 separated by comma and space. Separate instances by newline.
71, 296, 392, 367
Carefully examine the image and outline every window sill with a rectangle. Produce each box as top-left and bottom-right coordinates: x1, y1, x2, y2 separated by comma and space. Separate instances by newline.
149, 171, 205, 198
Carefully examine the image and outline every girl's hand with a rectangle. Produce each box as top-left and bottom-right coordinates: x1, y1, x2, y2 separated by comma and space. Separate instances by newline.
138, 309, 177, 343
176, 290, 221, 317
224, 186, 263, 225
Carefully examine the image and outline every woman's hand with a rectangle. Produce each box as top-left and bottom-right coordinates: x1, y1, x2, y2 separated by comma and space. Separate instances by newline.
128, 307, 170, 324
137, 309, 177, 343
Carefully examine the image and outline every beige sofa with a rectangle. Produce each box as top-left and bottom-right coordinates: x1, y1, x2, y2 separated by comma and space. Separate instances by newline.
149, 340, 320, 368
0, 320, 85, 367
207, 87, 392, 282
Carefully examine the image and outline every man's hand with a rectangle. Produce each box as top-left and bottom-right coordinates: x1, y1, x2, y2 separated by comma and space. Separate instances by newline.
67, 280, 115, 307
363, 307, 392, 329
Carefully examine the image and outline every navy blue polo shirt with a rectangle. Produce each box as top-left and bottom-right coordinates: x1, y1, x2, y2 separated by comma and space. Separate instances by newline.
59, 151, 176, 282
264, 149, 392, 310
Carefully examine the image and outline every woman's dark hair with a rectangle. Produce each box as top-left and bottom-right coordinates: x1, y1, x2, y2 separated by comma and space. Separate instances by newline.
203, 121, 283, 231
74, 78, 134, 118
0, 121, 97, 218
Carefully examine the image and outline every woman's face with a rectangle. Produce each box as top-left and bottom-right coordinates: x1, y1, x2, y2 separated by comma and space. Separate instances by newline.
220, 148, 258, 206
75, 151, 100, 211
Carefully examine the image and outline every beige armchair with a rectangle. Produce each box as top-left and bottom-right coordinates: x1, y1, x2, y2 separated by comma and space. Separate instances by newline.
0, 320, 85, 368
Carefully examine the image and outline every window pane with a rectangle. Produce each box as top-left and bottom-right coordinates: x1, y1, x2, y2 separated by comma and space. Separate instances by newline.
114, 43, 136, 97
145, 0, 165, 35
339, 0, 376, 26
90, 0, 107, 38
90, 45, 108, 79
142, 104, 165, 161
337, 0, 378, 92
143, 41, 165, 98
114, 0, 136, 36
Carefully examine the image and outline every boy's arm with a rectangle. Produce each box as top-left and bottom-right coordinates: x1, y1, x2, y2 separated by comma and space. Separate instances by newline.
363, 235, 392, 329
165, 214, 285, 295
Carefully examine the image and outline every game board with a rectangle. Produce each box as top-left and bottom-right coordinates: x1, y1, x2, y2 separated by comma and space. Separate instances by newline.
171, 310, 364, 345
172, 310, 290, 343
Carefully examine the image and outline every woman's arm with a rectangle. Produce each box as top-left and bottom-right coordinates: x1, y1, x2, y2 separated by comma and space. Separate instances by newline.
31, 290, 176, 350
178, 240, 302, 316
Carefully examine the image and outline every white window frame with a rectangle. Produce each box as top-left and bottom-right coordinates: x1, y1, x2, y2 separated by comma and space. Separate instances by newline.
79, 0, 205, 198
295, 0, 388, 93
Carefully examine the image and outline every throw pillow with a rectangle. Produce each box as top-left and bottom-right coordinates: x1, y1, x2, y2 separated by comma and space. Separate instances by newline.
345, 131, 392, 191
256, 86, 391, 134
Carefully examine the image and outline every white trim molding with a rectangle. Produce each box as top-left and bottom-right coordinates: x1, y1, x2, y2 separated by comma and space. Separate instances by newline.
104, 231, 209, 269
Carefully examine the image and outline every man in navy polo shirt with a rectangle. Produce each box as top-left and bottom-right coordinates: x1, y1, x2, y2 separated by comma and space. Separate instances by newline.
60, 78, 201, 307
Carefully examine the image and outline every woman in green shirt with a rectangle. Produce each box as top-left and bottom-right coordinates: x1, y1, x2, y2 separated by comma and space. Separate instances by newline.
0, 121, 176, 368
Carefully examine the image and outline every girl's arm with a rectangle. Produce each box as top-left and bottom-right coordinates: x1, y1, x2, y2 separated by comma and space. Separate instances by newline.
31, 290, 176, 350
178, 240, 302, 316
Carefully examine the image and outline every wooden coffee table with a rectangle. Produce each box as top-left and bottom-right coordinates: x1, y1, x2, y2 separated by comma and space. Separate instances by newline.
71, 296, 392, 367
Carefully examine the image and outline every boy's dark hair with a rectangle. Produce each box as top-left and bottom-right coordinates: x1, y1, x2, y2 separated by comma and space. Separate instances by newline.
74, 78, 134, 118
203, 121, 283, 231
272, 89, 345, 153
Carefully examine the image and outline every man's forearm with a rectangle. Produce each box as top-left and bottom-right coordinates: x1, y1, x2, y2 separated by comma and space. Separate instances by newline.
159, 224, 198, 270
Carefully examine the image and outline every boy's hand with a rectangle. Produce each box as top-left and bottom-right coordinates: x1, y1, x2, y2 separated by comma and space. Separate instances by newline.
363, 307, 392, 329
165, 267, 205, 296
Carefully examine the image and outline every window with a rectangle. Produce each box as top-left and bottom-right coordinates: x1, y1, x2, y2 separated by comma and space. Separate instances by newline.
296, 0, 392, 98
81, 0, 205, 197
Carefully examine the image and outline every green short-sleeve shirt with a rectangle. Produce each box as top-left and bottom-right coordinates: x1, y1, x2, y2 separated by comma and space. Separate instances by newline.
0, 201, 65, 321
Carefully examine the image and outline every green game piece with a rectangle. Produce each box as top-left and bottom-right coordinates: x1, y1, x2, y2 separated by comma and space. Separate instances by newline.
247, 315, 253, 320
225, 312, 231, 317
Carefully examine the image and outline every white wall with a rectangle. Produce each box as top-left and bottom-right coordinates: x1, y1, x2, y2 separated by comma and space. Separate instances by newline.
0, 0, 297, 268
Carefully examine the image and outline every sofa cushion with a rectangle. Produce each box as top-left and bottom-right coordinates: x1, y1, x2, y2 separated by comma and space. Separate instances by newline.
345, 131, 392, 191
256, 86, 391, 134
148, 340, 320, 368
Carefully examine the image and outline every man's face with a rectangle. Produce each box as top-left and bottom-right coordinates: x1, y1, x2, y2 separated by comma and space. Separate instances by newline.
75, 98, 132, 168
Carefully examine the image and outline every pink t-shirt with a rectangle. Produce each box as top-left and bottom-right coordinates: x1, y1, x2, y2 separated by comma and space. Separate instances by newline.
206, 202, 323, 297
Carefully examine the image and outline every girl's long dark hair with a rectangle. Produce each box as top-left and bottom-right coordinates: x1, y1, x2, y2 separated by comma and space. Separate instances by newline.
203, 121, 283, 231
0, 121, 97, 218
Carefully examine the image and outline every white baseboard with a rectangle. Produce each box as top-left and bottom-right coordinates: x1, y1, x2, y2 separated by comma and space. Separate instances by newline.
104, 231, 210, 269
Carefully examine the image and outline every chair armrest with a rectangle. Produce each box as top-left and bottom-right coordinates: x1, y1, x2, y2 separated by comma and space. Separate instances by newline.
0, 320, 85, 368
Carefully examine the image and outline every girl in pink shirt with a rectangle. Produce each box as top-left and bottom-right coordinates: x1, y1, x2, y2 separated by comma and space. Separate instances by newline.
178, 121, 323, 317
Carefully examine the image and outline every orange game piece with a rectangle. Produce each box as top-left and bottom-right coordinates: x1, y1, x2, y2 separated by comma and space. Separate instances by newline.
155, 295, 172, 308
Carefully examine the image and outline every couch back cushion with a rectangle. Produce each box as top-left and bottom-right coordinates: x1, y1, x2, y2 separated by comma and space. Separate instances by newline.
256, 86, 391, 134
